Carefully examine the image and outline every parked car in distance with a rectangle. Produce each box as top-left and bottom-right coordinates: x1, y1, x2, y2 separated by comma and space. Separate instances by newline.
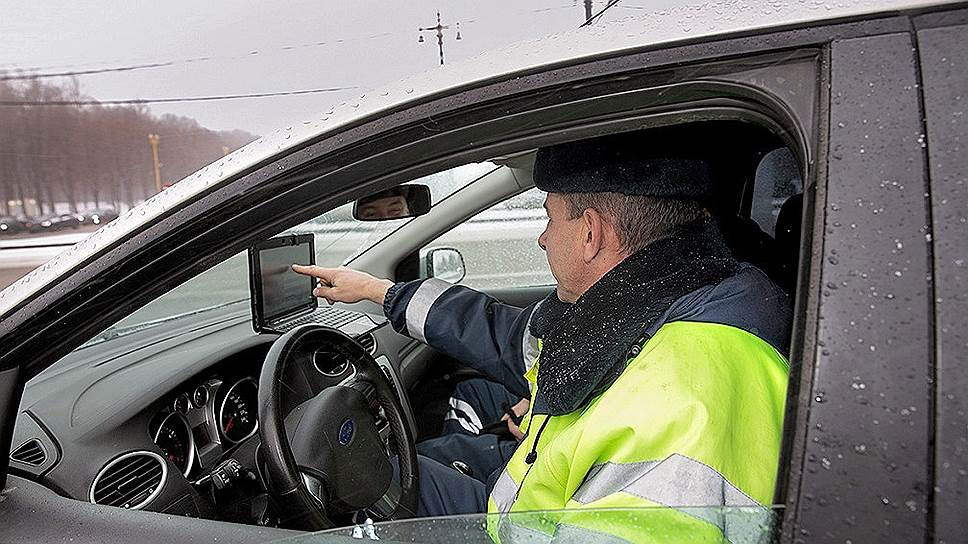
31, 213, 82, 232
0, 216, 27, 235
78, 208, 119, 226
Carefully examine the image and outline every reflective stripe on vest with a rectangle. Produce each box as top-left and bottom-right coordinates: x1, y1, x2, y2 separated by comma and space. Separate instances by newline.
573, 454, 758, 507
496, 513, 636, 544
572, 453, 773, 544
492, 468, 518, 514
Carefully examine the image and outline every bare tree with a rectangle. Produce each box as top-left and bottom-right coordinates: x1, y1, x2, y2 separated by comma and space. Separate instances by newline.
0, 77, 257, 219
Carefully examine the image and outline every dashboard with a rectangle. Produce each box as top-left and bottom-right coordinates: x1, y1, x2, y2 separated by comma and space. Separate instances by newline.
8, 303, 413, 526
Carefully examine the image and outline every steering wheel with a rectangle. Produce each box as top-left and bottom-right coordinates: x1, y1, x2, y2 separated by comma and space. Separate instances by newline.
257, 325, 419, 530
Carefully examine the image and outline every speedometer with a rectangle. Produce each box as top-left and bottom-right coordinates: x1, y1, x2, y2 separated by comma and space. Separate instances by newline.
219, 378, 258, 443
153, 412, 194, 476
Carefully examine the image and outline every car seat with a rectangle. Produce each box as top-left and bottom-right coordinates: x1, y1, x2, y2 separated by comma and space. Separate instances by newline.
772, 193, 803, 294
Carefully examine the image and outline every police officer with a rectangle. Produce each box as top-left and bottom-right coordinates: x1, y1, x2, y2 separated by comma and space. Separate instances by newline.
294, 127, 791, 542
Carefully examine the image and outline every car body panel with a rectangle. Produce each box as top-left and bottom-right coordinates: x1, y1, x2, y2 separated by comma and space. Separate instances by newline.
795, 32, 933, 542
917, 21, 968, 543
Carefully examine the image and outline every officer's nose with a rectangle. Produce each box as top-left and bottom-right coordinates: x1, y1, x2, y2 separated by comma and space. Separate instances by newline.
537, 229, 548, 252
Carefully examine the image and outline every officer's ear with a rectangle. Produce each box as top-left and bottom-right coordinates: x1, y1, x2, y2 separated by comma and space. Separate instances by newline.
580, 207, 607, 263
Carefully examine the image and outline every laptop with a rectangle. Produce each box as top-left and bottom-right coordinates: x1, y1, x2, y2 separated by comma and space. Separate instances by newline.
247, 233, 381, 335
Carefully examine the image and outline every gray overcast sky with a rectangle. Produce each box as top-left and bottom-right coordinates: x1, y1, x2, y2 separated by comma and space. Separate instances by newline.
0, 1, 667, 136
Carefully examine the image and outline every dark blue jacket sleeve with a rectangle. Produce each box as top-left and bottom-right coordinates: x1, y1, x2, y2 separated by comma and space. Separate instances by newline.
383, 278, 538, 399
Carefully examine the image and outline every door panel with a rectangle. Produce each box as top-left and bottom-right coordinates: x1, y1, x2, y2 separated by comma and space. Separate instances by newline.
795, 33, 932, 543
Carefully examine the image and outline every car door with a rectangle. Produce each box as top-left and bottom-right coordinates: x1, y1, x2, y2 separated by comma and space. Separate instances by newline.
0, 44, 821, 542
785, 29, 934, 543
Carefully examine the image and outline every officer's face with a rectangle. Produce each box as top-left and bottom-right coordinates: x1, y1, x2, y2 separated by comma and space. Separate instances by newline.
538, 193, 586, 303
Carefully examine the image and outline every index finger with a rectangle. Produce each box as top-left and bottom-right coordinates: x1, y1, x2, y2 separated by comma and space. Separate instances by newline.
291, 264, 335, 282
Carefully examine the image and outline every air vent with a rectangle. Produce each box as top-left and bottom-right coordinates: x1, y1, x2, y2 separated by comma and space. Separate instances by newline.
90, 451, 167, 509
10, 439, 47, 466
357, 333, 376, 354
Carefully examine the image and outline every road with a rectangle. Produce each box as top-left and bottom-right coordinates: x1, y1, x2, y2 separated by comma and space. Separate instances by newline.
0, 227, 100, 289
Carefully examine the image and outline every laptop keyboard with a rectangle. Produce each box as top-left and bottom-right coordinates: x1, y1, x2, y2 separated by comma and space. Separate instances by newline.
284, 307, 363, 329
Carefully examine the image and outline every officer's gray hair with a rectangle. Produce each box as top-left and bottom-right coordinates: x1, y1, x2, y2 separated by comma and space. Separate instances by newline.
560, 192, 704, 254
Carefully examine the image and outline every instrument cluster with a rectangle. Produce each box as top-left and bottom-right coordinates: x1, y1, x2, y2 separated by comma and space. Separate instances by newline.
149, 376, 259, 478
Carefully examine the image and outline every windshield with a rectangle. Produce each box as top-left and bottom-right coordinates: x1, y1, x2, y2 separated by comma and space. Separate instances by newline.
71, 162, 496, 348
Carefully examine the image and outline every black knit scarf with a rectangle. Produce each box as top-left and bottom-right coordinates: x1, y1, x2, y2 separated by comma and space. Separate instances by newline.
529, 217, 738, 415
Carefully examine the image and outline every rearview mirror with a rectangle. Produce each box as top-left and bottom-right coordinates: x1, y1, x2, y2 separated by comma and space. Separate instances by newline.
353, 184, 431, 221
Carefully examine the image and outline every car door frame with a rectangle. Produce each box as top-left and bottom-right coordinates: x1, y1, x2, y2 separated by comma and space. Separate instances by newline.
0, 7, 961, 543
912, 10, 968, 544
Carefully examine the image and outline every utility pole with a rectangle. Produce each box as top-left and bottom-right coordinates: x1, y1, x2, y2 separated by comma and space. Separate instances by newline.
418, 11, 461, 65
147, 134, 162, 193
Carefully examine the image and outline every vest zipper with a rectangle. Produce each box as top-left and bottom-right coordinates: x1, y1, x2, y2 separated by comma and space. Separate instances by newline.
510, 414, 551, 507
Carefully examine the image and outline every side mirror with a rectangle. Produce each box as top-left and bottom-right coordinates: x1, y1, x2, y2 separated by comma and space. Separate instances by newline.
424, 247, 465, 284
353, 184, 431, 221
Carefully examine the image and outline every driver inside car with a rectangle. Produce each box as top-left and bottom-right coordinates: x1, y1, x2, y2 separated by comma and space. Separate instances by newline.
293, 127, 792, 542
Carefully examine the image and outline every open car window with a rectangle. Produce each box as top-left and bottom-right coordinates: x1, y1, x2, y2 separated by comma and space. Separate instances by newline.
421, 187, 555, 290
65, 162, 497, 354
292, 162, 497, 268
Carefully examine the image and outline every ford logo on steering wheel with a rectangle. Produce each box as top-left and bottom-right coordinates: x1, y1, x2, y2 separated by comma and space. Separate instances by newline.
338, 419, 355, 446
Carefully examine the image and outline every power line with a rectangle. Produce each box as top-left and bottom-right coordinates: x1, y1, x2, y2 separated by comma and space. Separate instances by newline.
0, 34, 396, 82
1, 3, 580, 81
0, 61, 177, 81
0, 86, 357, 107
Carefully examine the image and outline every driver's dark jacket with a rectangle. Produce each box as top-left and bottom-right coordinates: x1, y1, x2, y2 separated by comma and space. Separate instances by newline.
382, 263, 790, 401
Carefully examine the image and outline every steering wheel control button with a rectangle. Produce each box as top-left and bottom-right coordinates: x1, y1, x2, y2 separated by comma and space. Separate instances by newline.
338, 419, 355, 446
209, 458, 253, 490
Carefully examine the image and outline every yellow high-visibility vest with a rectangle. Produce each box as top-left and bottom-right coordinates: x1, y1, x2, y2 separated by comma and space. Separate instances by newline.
487, 321, 789, 543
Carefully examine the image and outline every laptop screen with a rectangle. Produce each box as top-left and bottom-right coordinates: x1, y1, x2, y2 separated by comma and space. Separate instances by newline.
250, 234, 316, 325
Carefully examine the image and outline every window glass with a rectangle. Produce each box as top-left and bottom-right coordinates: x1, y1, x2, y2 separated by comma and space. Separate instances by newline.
73, 162, 496, 351
751, 147, 802, 236
423, 187, 554, 290
294, 507, 781, 543
294, 162, 497, 268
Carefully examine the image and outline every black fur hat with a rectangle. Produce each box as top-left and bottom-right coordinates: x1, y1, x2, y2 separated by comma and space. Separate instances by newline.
533, 127, 713, 199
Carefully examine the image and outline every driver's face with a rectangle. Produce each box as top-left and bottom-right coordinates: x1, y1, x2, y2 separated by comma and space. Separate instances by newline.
537, 193, 586, 303
358, 195, 409, 220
